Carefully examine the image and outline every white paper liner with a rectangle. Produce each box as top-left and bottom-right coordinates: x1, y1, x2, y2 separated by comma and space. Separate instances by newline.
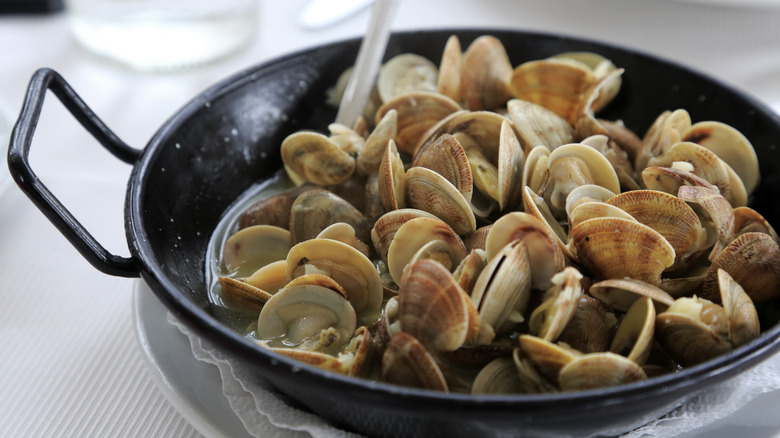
169, 313, 780, 438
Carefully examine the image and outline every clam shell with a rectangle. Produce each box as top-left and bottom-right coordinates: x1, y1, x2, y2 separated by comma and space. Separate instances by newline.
471, 240, 532, 344
471, 358, 523, 395
544, 143, 621, 215
222, 225, 292, 277
655, 297, 732, 366
375, 91, 461, 154
568, 201, 635, 231
386, 216, 467, 286
733, 206, 780, 242
648, 141, 746, 207
280, 131, 355, 185
286, 238, 383, 319
563, 184, 617, 220
256, 274, 357, 350
378, 139, 407, 212
570, 217, 675, 285
718, 269, 760, 348
702, 232, 780, 303
412, 133, 473, 202
238, 193, 294, 230
289, 189, 370, 245
356, 109, 397, 176
377, 53, 438, 103
682, 121, 760, 196
452, 248, 487, 295
676, 185, 735, 260
609, 297, 655, 365
371, 208, 439, 264
589, 278, 675, 312
509, 58, 595, 125
316, 222, 370, 257
517, 334, 580, 384
398, 259, 479, 352
460, 35, 513, 111
406, 166, 477, 235
486, 212, 566, 290
522, 186, 571, 258
558, 352, 647, 391
528, 267, 584, 342
217, 276, 274, 313
640, 165, 718, 196
507, 98, 574, 152
522, 145, 550, 194
606, 189, 703, 269
557, 296, 610, 354
437, 35, 462, 102
497, 119, 525, 210
635, 109, 691, 172
382, 332, 449, 392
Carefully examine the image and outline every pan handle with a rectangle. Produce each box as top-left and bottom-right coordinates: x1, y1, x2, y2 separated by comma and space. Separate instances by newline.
7, 68, 143, 278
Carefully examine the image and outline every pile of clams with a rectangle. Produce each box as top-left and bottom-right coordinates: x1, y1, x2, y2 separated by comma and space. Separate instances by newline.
212, 34, 779, 394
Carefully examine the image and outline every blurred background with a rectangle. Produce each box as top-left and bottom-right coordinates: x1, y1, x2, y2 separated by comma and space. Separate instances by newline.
2, 1, 780, 437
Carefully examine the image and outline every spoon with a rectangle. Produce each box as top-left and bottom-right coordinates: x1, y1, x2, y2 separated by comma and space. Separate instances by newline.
334, 0, 399, 127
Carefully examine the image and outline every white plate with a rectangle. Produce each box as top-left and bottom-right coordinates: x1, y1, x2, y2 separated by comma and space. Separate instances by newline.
132, 280, 254, 438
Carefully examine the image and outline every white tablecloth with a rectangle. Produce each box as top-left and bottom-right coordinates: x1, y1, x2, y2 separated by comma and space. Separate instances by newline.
2, 1, 780, 437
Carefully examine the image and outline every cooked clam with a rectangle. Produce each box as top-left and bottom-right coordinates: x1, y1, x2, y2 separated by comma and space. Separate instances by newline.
570, 217, 675, 285
377, 53, 439, 103
397, 259, 479, 352
280, 131, 356, 186
460, 35, 513, 111
222, 225, 292, 277
406, 166, 477, 235
286, 238, 383, 320
382, 331, 449, 392
256, 274, 356, 353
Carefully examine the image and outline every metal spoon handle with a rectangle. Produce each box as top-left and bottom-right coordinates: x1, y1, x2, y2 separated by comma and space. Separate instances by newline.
335, 0, 398, 127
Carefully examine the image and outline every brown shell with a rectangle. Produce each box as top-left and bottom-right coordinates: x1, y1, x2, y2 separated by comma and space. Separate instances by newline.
377, 139, 407, 212
606, 189, 702, 268
370, 208, 440, 263
375, 91, 462, 154
718, 269, 760, 348
655, 301, 733, 367
486, 212, 566, 291
558, 352, 647, 391
570, 217, 675, 285
609, 297, 655, 365
517, 334, 579, 384
509, 59, 595, 125
406, 166, 477, 235
460, 35, 513, 111
589, 278, 675, 312
280, 131, 356, 185
398, 259, 479, 352
412, 133, 473, 202
289, 189, 370, 245
437, 35, 463, 102
382, 332, 448, 392
702, 232, 780, 303
557, 296, 610, 353
356, 109, 397, 176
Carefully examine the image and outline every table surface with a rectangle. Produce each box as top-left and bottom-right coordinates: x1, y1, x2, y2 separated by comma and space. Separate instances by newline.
3, 1, 780, 437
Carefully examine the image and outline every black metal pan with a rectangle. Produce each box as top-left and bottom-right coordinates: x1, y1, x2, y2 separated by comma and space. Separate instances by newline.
8, 29, 780, 437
